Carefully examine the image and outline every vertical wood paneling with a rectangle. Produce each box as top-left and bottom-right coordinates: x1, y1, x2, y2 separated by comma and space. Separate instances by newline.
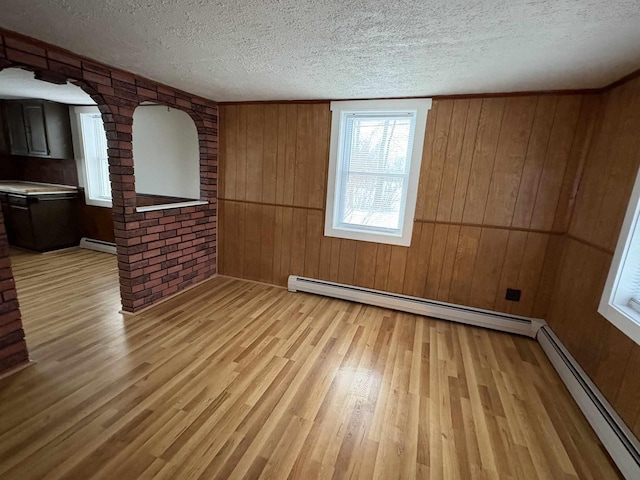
546, 76, 640, 435
337, 240, 356, 286
436, 225, 461, 300
482, 97, 537, 226
461, 98, 506, 224
279, 207, 294, 284
493, 231, 528, 313
311, 103, 330, 209
551, 95, 601, 233
219, 93, 597, 319
468, 229, 510, 309
447, 226, 481, 306
387, 246, 408, 294
529, 96, 583, 231
219, 201, 560, 317
511, 233, 548, 316
354, 241, 378, 289
294, 105, 311, 207
245, 106, 264, 203
420, 101, 453, 221
263, 105, 278, 204
424, 224, 449, 299
290, 208, 307, 276
594, 82, 640, 251
436, 102, 469, 222
284, 105, 298, 205
275, 105, 288, 204
236, 105, 248, 202
373, 244, 391, 291
511, 97, 557, 228
450, 99, 483, 223
243, 203, 261, 280
260, 205, 276, 283
303, 210, 322, 280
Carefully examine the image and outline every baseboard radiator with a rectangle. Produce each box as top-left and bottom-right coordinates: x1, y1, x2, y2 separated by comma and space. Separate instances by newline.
79, 237, 117, 255
538, 327, 640, 480
287, 275, 545, 338
288, 275, 640, 479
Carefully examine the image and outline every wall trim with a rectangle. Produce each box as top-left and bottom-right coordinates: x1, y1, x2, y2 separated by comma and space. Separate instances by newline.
219, 198, 325, 211
119, 275, 218, 316
220, 198, 565, 236
566, 234, 615, 256
79, 237, 117, 255
537, 326, 639, 480
288, 275, 546, 338
415, 219, 564, 235
0, 360, 34, 381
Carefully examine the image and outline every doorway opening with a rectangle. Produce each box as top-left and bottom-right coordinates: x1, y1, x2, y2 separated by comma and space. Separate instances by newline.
0, 67, 120, 363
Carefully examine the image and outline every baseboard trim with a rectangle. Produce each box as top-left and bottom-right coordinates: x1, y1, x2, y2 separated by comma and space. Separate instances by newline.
537, 326, 640, 479
287, 275, 545, 338
79, 237, 117, 255
119, 275, 218, 317
0, 360, 34, 381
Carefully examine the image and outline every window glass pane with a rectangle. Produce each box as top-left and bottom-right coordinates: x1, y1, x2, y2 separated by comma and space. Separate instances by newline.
80, 113, 110, 201
91, 115, 110, 200
341, 173, 404, 230
345, 116, 412, 175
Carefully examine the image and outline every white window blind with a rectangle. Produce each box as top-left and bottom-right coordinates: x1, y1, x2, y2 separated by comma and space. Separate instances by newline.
80, 113, 111, 202
338, 114, 414, 233
325, 99, 431, 247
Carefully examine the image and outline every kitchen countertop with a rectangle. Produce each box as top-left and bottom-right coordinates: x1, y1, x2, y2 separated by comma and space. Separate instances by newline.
0, 181, 78, 196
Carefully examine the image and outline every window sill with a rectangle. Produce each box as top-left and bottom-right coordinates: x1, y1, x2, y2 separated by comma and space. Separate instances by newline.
324, 224, 411, 247
135, 200, 208, 213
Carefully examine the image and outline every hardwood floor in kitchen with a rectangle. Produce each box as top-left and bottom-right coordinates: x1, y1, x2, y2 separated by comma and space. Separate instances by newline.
0, 248, 621, 479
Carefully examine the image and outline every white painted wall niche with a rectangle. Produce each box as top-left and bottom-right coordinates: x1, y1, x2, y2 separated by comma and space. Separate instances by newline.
132, 104, 201, 202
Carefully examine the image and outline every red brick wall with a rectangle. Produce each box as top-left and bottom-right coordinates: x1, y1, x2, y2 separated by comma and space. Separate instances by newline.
0, 211, 26, 373
0, 29, 218, 323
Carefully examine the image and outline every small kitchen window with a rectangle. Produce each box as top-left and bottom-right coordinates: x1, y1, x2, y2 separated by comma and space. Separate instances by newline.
325, 99, 431, 247
70, 106, 111, 208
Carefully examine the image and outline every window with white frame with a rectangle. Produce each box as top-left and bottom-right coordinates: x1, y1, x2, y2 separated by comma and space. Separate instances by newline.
599, 166, 640, 345
70, 106, 111, 208
325, 99, 431, 246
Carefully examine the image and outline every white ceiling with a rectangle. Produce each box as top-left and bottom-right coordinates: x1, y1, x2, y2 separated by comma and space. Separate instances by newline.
0, 68, 96, 104
1, 1, 639, 102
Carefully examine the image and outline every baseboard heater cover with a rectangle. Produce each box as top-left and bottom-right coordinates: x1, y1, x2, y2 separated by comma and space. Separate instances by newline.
79, 237, 117, 255
537, 326, 640, 480
287, 275, 545, 338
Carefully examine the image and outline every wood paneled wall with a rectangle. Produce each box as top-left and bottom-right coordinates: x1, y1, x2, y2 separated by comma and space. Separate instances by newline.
547, 75, 640, 438
219, 94, 597, 318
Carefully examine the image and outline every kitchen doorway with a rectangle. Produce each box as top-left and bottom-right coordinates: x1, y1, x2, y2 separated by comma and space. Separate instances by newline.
0, 66, 119, 366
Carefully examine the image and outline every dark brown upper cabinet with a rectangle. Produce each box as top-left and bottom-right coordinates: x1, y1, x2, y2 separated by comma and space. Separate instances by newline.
1, 100, 74, 159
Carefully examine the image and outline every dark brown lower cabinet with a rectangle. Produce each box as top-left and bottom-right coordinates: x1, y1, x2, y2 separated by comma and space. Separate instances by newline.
0, 192, 80, 251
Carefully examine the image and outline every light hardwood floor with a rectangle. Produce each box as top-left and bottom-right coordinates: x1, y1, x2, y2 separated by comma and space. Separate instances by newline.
0, 248, 622, 479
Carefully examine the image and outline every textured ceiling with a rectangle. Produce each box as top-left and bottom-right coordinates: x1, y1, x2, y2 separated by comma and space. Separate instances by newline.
1, 1, 639, 102
0, 68, 96, 104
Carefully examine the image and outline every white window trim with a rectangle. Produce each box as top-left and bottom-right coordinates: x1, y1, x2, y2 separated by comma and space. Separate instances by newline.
598, 164, 640, 345
324, 98, 432, 247
69, 106, 112, 208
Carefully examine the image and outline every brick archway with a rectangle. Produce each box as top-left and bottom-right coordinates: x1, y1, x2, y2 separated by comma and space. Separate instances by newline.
0, 30, 218, 374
